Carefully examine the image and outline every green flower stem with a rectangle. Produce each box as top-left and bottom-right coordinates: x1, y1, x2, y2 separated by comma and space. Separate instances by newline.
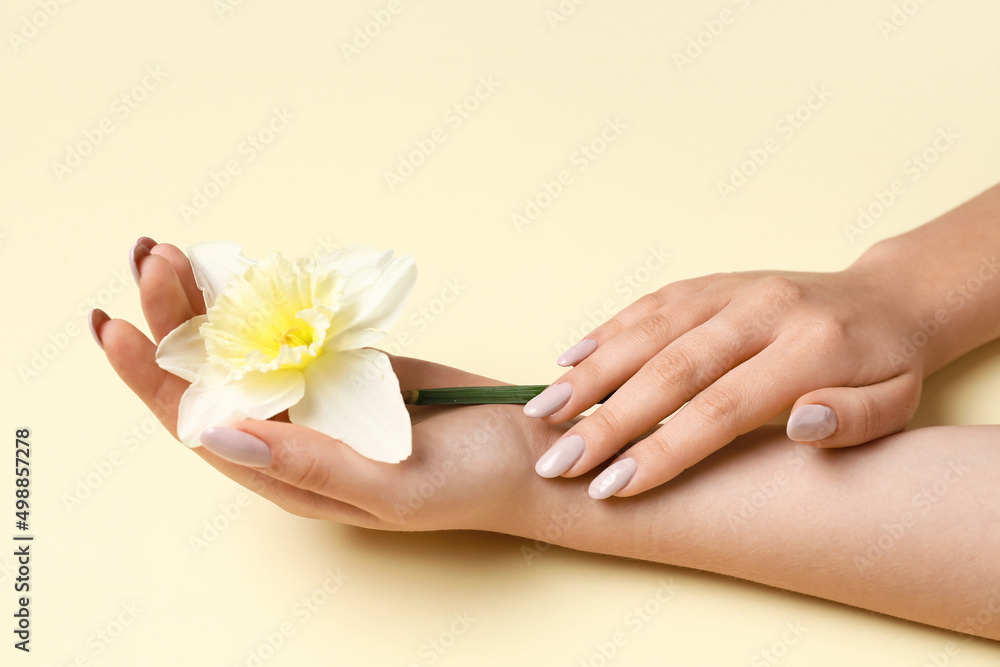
401, 385, 614, 406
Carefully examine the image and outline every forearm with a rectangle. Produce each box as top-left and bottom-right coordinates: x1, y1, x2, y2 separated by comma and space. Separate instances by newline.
851, 183, 1000, 374
514, 424, 1000, 639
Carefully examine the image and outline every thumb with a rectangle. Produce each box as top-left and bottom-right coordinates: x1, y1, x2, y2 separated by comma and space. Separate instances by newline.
198, 419, 383, 500
786, 373, 922, 448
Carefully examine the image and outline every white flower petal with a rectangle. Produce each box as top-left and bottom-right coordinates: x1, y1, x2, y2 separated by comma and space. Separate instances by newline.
331, 254, 417, 350
178, 366, 305, 447
187, 241, 258, 308
288, 348, 411, 463
155, 315, 210, 382
315, 245, 384, 276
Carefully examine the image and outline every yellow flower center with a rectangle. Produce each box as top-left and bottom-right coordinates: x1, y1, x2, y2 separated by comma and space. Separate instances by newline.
200, 254, 344, 377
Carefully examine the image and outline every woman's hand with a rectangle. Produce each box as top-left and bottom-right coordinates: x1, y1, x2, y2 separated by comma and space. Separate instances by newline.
91, 238, 568, 535
526, 258, 929, 499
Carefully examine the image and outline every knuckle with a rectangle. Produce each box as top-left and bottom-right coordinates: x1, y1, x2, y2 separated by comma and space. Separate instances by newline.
631, 309, 674, 347
758, 275, 804, 309
271, 439, 329, 492
645, 348, 697, 392
857, 390, 882, 439
590, 406, 628, 442
639, 435, 688, 473
806, 316, 850, 349
693, 385, 741, 426
564, 354, 608, 388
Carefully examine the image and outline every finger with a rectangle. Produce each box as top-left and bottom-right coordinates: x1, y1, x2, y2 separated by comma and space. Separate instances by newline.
533, 288, 730, 422
197, 419, 394, 514
540, 308, 771, 478
192, 446, 382, 527
786, 373, 921, 448
150, 242, 207, 315
591, 345, 810, 498
556, 274, 721, 367
96, 314, 187, 436
137, 252, 197, 342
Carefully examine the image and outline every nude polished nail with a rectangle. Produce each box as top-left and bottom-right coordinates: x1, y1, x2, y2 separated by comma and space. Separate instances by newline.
199, 427, 271, 467
557, 338, 598, 367
786, 404, 837, 442
523, 383, 573, 418
535, 434, 586, 478
129, 242, 151, 284
589, 459, 637, 500
88, 308, 110, 349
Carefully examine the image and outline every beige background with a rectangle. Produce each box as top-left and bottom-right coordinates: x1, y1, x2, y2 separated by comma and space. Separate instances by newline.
3, 0, 1000, 664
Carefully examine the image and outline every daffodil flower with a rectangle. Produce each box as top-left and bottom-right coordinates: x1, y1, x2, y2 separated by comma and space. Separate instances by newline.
155, 241, 416, 463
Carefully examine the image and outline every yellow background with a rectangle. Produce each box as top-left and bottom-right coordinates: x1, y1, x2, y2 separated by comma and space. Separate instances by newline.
3, 0, 1000, 664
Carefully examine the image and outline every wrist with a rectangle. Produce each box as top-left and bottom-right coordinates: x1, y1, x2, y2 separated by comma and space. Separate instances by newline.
491, 417, 662, 565
844, 238, 948, 375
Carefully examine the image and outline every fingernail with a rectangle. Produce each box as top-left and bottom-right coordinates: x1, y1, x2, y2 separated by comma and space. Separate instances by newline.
589, 459, 637, 500
523, 383, 573, 418
786, 404, 837, 442
129, 242, 151, 284
557, 338, 598, 367
88, 308, 110, 349
535, 434, 586, 478
137, 236, 158, 250
198, 427, 271, 467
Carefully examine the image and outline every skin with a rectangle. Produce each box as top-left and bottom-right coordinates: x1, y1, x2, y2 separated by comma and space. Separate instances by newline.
93, 240, 1000, 640
535, 183, 1000, 497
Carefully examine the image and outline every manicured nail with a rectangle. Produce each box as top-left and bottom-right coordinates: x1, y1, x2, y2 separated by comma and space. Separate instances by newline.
589, 458, 637, 500
129, 242, 151, 283
557, 338, 598, 367
198, 427, 271, 467
137, 236, 158, 250
535, 434, 586, 478
786, 404, 837, 442
523, 383, 573, 418
88, 308, 110, 349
